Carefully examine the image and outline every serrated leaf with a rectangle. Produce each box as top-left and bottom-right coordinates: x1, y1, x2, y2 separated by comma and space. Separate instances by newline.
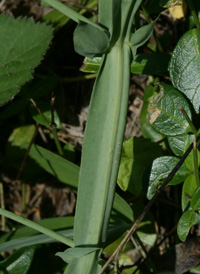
177, 210, 195, 241
182, 174, 197, 211
169, 29, 200, 112
131, 53, 170, 75
191, 188, 200, 210
147, 156, 190, 199
148, 83, 192, 136
0, 14, 52, 106
73, 22, 109, 58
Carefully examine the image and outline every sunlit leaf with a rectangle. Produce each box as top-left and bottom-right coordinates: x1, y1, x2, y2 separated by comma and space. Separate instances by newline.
148, 83, 192, 136
169, 29, 200, 112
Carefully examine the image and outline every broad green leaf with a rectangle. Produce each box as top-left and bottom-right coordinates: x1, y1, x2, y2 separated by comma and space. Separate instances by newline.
168, 134, 187, 157
7, 125, 35, 154
140, 84, 163, 142
191, 188, 200, 210
80, 57, 101, 73
177, 210, 195, 241
136, 220, 157, 247
147, 156, 190, 199
117, 137, 163, 195
29, 101, 61, 128
73, 22, 109, 58
148, 83, 192, 136
131, 53, 170, 75
169, 29, 200, 112
0, 246, 36, 274
0, 14, 52, 106
182, 174, 197, 211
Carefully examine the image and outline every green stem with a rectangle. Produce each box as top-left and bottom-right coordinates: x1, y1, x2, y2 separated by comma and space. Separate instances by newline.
0, 183, 5, 231
0, 208, 74, 247
179, 106, 197, 135
51, 125, 64, 156
30, 98, 63, 156
193, 138, 200, 188
187, 0, 200, 30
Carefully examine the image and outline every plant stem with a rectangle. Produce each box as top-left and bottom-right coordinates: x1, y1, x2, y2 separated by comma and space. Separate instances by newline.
30, 98, 63, 156
61, 73, 97, 83
179, 106, 197, 135
0, 208, 74, 247
187, 0, 200, 30
0, 183, 5, 231
193, 138, 200, 188
99, 133, 200, 274
51, 125, 64, 156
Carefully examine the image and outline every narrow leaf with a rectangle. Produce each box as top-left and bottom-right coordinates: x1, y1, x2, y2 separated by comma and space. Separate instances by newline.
169, 29, 200, 112
0, 208, 74, 247
29, 144, 80, 188
130, 19, 157, 52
